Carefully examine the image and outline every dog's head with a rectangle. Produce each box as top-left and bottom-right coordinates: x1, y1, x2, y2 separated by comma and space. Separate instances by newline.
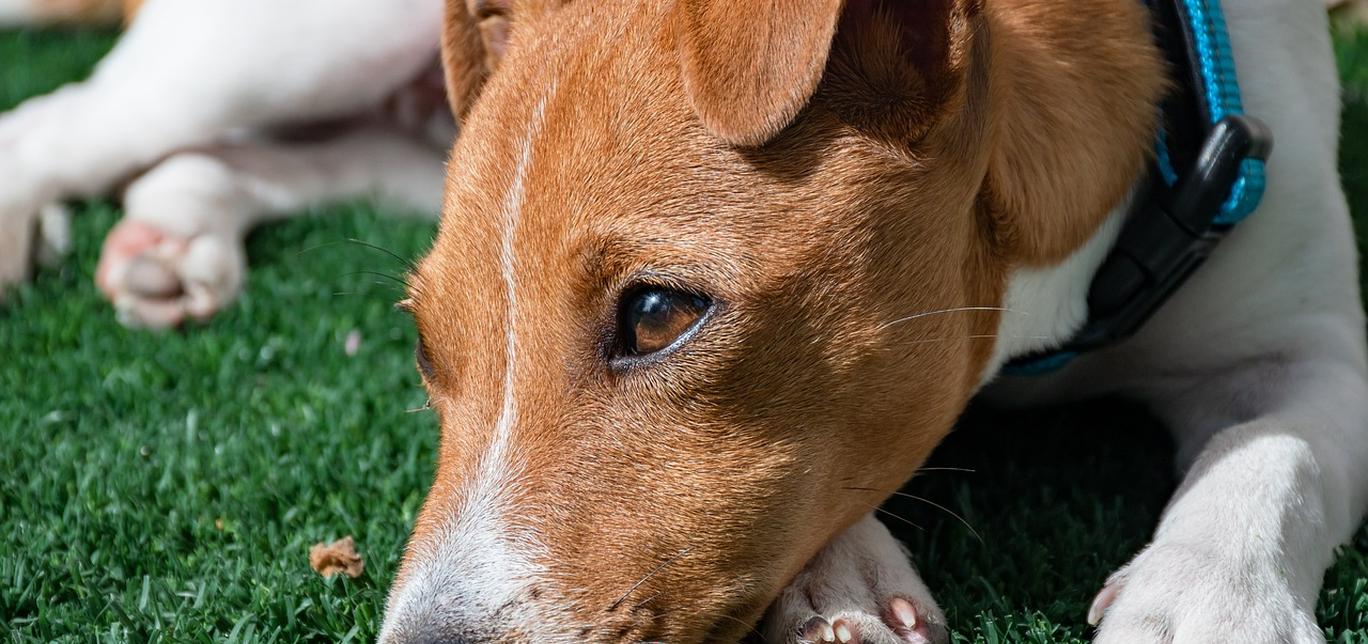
381, 0, 1161, 641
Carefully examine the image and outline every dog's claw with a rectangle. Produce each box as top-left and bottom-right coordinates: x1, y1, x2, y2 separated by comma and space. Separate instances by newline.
1087, 578, 1123, 626
889, 597, 918, 630
800, 615, 836, 643
832, 619, 855, 642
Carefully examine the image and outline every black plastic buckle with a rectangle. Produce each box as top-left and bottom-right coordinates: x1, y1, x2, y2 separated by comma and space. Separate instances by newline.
1008, 115, 1273, 367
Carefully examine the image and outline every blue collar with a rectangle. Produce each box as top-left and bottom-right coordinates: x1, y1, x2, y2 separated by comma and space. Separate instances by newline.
1004, 0, 1271, 376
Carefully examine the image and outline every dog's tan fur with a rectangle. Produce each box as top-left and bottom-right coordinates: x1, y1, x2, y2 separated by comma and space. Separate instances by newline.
30, 0, 141, 24
398, 0, 1164, 639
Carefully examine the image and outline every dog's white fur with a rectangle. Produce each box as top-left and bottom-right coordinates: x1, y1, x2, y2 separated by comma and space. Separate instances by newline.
2, 0, 1363, 641
0, 0, 38, 26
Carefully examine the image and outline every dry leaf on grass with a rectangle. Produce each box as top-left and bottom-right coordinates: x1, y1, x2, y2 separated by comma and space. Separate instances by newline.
310, 536, 365, 578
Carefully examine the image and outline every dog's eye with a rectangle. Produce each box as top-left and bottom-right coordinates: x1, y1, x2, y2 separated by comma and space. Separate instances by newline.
619, 287, 711, 358
415, 340, 436, 379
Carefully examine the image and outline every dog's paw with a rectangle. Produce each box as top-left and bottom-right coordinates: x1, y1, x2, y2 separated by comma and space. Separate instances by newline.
0, 158, 41, 295
762, 515, 947, 644
0, 208, 37, 295
95, 219, 245, 329
0, 204, 68, 297
779, 597, 943, 644
1089, 543, 1325, 644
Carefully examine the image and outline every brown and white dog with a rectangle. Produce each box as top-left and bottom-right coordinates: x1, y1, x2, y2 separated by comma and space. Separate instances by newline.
385, 0, 1367, 643
3, 0, 1365, 643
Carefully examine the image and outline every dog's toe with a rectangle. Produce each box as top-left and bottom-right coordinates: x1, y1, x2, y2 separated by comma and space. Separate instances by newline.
764, 516, 946, 644
124, 254, 184, 299
798, 599, 942, 644
799, 615, 836, 643
882, 597, 947, 643
97, 219, 245, 329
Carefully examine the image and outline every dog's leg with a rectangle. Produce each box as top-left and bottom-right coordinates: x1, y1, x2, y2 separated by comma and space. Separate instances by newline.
0, 0, 126, 26
95, 126, 445, 328
1090, 332, 1368, 643
0, 0, 442, 294
763, 514, 948, 644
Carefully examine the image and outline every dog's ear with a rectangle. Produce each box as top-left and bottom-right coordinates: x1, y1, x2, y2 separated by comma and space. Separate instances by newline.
442, 0, 513, 120
677, 0, 979, 146
676, 0, 845, 147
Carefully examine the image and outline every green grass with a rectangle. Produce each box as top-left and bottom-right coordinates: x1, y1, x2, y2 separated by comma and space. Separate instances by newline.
1, 22, 1367, 644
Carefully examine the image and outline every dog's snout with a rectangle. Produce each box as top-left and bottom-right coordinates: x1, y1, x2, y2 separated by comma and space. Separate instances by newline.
401, 630, 481, 644
380, 612, 491, 644
398, 630, 479, 644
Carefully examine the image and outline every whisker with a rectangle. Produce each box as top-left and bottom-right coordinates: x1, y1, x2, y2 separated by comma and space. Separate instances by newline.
607, 547, 691, 612
343, 269, 409, 286
631, 591, 662, 612
887, 491, 984, 544
874, 506, 925, 532
297, 239, 355, 257
343, 237, 419, 271
915, 466, 977, 474
332, 277, 409, 297
899, 333, 1051, 347
710, 613, 764, 641
299, 238, 416, 270
844, 486, 981, 543
877, 306, 1021, 331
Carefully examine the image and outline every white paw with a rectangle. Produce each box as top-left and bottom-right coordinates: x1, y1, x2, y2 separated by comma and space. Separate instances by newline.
95, 152, 256, 329
763, 515, 947, 644
0, 202, 66, 296
1090, 543, 1325, 643
96, 219, 245, 329
0, 152, 45, 294
0, 206, 38, 294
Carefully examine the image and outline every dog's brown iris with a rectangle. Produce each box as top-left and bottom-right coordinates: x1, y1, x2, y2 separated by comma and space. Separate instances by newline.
621, 287, 711, 357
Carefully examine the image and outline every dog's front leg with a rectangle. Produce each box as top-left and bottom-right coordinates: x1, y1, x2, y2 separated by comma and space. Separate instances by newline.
762, 514, 948, 644
1091, 349, 1368, 643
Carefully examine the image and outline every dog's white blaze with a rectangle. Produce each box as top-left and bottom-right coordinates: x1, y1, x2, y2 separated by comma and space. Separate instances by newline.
475, 94, 542, 509
379, 93, 556, 641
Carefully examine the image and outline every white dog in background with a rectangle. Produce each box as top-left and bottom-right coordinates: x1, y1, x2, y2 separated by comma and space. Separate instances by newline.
0, 0, 450, 328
